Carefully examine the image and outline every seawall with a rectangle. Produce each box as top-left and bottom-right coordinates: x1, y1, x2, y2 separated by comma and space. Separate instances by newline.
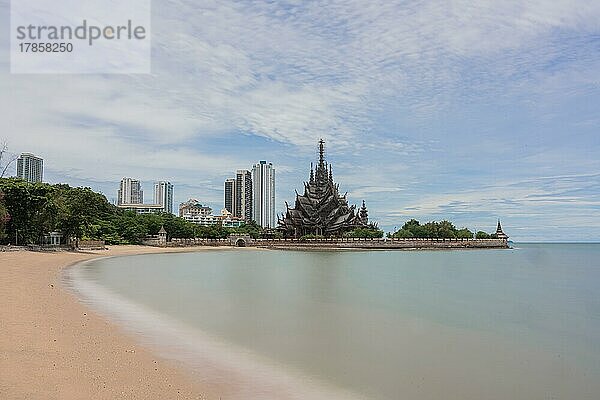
166, 237, 509, 250
259, 238, 509, 250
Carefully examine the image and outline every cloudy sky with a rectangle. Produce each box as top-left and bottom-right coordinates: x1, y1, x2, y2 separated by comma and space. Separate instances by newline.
1, 0, 599, 241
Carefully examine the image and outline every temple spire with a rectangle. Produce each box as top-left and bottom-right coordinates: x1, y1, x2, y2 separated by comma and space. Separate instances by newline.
310, 162, 314, 184
495, 219, 509, 240
329, 164, 333, 182
318, 138, 325, 170
359, 200, 368, 224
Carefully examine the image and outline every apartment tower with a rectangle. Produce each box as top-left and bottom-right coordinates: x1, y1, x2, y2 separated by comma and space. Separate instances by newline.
251, 161, 275, 228
16, 153, 43, 183
154, 181, 174, 214
117, 177, 143, 205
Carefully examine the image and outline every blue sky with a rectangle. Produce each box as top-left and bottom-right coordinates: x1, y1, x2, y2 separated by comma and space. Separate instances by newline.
1, 0, 599, 241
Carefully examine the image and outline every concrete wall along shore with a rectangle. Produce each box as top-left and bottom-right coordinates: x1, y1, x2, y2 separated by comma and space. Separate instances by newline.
257, 237, 509, 250
163, 237, 509, 249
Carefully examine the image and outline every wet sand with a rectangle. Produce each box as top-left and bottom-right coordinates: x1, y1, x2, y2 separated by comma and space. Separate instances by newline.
0, 246, 227, 400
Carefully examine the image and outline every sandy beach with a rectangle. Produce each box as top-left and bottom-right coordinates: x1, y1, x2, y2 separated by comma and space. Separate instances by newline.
0, 246, 225, 400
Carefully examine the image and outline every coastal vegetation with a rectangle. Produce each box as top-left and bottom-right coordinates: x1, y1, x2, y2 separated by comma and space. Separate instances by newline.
475, 231, 499, 239
0, 191, 8, 241
390, 219, 475, 239
0, 178, 261, 245
344, 226, 384, 238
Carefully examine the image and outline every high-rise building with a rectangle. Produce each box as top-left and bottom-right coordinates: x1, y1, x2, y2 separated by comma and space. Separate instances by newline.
224, 178, 236, 215
16, 153, 43, 183
154, 181, 174, 214
235, 170, 252, 221
224, 171, 252, 221
252, 161, 275, 228
117, 178, 143, 205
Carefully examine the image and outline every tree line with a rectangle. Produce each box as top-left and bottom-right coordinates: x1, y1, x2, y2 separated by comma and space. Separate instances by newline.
390, 218, 497, 239
0, 178, 262, 245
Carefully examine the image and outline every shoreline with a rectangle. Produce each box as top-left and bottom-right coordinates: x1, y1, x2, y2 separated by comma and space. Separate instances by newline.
0, 245, 231, 400
261, 244, 511, 252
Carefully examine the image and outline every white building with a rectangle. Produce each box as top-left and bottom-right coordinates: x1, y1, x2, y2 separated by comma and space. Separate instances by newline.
180, 208, 245, 228
118, 178, 143, 205
117, 203, 165, 214
16, 153, 43, 183
252, 161, 275, 228
179, 199, 212, 218
154, 181, 174, 214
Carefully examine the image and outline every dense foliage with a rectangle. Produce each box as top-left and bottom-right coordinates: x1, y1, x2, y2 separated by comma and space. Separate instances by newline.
0, 178, 264, 245
390, 219, 475, 239
0, 191, 8, 241
343, 225, 384, 238
475, 231, 498, 239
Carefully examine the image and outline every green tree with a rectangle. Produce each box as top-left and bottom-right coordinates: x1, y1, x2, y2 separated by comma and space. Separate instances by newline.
114, 211, 149, 244
54, 185, 115, 240
231, 220, 262, 238
393, 218, 474, 239
392, 228, 414, 238
436, 220, 457, 238
193, 222, 230, 239
0, 178, 57, 244
92, 218, 125, 244
475, 231, 491, 239
0, 190, 9, 241
456, 228, 474, 239
344, 226, 384, 238
160, 213, 195, 239
399, 219, 430, 238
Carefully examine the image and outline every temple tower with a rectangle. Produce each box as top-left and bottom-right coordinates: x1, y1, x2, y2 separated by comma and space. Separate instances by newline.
278, 139, 370, 237
495, 220, 509, 240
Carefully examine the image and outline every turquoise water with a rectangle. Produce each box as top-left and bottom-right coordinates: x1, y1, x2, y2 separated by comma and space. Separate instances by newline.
71, 244, 600, 399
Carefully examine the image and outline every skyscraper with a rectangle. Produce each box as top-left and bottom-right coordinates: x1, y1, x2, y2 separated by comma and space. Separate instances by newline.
224, 171, 252, 221
16, 153, 43, 183
252, 161, 275, 228
154, 181, 174, 214
117, 178, 143, 205
224, 178, 236, 214
236, 170, 252, 221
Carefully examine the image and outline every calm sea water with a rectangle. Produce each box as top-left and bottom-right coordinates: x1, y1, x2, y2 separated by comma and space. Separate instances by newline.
69, 244, 600, 399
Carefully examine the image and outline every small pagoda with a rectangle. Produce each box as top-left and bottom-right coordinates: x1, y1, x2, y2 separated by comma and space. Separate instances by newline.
278, 139, 369, 237
495, 220, 509, 240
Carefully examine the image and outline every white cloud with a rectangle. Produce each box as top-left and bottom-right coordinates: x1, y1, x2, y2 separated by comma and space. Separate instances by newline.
1, 0, 599, 239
